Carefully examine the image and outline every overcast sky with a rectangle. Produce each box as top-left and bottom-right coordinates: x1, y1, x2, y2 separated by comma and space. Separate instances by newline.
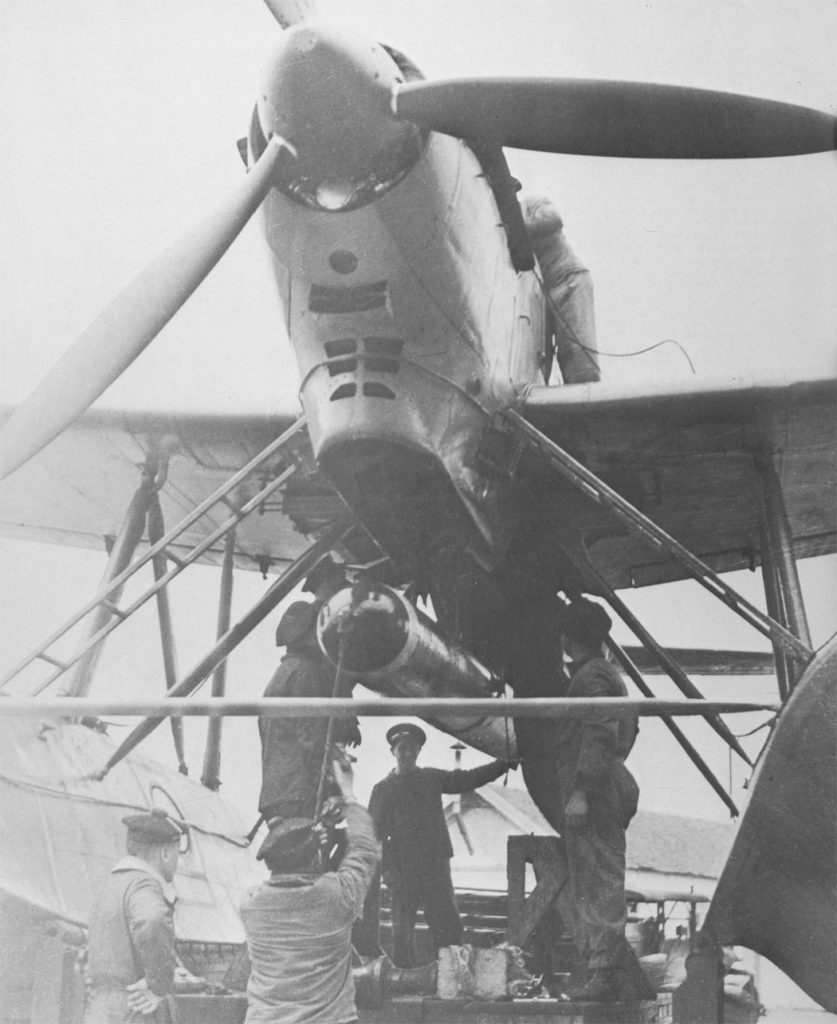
0, 1, 835, 821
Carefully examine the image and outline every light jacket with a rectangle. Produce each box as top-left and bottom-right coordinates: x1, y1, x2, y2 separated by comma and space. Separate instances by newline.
241, 802, 379, 1024
86, 856, 176, 995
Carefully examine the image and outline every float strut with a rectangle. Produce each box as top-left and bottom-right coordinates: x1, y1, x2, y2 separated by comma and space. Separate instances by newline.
760, 523, 791, 701
62, 461, 157, 698
201, 525, 237, 790
758, 456, 812, 690
148, 488, 188, 774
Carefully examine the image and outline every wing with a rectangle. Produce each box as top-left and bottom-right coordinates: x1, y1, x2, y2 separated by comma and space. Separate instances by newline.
519, 375, 836, 588
0, 406, 348, 574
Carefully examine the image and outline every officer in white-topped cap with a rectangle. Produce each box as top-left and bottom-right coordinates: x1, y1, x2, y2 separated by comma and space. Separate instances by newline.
368, 723, 515, 966
84, 808, 185, 1023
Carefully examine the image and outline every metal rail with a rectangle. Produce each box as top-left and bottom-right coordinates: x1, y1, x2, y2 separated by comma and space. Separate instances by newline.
0, 417, 308, 693
0, 696, 780, 718
506, 409, 812, 664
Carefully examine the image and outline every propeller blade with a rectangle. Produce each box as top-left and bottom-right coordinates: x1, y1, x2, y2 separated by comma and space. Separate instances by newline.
0, 136, 294, 482
393, 78, 836, 158
261, 0, 316, 29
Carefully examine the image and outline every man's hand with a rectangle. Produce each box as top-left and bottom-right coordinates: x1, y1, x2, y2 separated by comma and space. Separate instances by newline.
126, 979, 162, 1016
332, 757, 356, 802
564, 788, 589, 829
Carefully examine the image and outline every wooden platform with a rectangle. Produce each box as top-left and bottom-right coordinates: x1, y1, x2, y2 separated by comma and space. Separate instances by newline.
360, 994, 669, 1023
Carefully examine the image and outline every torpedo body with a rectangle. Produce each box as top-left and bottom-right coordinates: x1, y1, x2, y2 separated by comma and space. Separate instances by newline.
317, 582, 517, 759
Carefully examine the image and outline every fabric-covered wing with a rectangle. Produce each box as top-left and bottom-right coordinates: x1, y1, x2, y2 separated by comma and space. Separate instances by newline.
0, 406, 348, 574
520, 375, 836, 588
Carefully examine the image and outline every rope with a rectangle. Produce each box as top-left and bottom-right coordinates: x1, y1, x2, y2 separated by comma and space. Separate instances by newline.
313, 630, 350, 820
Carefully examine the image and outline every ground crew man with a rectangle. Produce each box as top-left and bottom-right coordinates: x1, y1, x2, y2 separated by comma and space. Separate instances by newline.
241, 758, 379, 1023
555, 597, 640, 1002
258, 598, 360, 823
84, 808, 184, 1023
368, 723, 514, 967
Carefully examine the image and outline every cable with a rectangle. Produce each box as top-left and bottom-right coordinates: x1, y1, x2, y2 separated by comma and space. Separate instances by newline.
733, 717, 775, 739
593, 339, 696, 374
534, 268, 696, 376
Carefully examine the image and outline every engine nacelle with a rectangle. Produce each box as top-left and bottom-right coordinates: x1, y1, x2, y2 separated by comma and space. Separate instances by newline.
317, 582, 517, 759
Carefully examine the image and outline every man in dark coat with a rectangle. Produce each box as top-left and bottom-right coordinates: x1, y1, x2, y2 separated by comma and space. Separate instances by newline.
368, 723, 513, 966
84, 809, 184, 1023
555, 597, 640, 1002
258, 598, 360, 822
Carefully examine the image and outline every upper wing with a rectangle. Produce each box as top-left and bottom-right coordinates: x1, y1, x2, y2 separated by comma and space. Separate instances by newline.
0, 406, 348, 574
519, 374, 836, 588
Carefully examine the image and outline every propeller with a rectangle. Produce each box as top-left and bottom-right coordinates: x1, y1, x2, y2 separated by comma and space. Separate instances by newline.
392, 77, 836, 158
0, 136, 295, 482
261, 0, 316, 29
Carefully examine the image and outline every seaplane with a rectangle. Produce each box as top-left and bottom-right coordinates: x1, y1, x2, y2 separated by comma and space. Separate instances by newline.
0, 1, 834, 1020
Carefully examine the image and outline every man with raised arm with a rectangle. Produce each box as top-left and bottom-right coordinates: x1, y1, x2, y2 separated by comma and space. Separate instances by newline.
241, 758, 380, 1024
369, 723, 514, 967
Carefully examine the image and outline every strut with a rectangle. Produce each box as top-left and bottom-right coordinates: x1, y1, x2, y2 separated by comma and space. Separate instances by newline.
201, 525, 237, 790
506, 409, 813, 665
604, 637, 740, 816
147, 488, 188, 774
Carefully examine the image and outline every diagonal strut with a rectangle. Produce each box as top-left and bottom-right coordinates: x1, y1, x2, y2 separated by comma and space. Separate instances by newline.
506, 409, 812, 665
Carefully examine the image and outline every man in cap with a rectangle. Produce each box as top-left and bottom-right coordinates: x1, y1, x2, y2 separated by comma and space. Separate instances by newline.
240, 758, 379, 1023
84, 808, 184, 1023
368, 723, 514, 967
301, 555, 347, 604
258, 593, 360, 823
554, 596, 642, 1002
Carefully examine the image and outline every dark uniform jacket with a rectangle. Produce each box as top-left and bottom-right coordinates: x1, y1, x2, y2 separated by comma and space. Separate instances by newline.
368, 762, 507, 878
258, 647, 359, 819
86, 856, 176, 994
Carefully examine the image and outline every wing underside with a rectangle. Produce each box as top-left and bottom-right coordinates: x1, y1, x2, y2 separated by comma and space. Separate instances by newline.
0, 407, 346, 575
519, 375, 836, 589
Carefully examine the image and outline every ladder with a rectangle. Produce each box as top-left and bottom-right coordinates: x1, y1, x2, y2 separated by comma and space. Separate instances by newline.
0, 417, 309, 695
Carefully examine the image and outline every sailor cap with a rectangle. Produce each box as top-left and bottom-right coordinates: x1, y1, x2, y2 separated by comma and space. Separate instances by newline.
256, 817, 317, 863
275, 601, 320, 647
303, 556, 346, 598
122, 807, 184, 845
560, 598, 613, 644
386, 722, 426, 748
